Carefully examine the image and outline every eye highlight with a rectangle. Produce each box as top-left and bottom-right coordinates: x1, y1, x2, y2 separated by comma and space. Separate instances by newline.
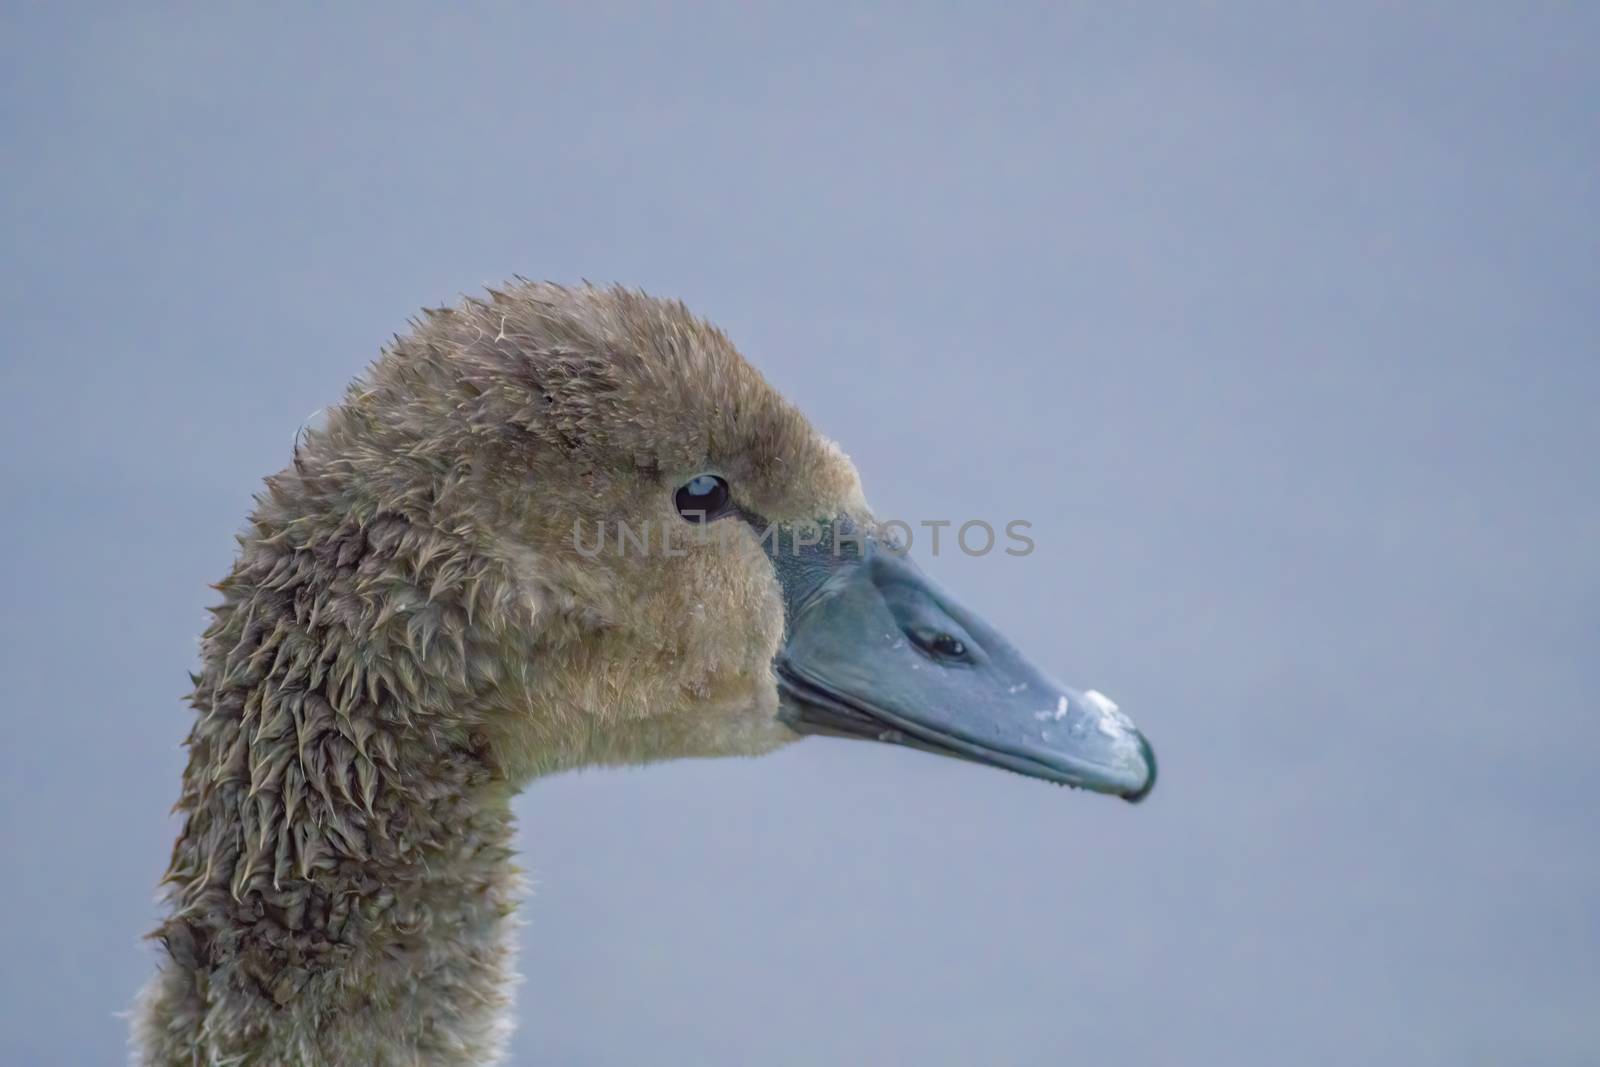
674, 474, 731, 523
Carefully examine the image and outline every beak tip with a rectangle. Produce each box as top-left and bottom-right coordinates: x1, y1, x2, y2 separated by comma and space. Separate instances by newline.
1121, 732, 1158, 804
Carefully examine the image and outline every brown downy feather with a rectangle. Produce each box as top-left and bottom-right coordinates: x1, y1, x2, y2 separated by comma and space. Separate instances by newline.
133, 283, 869, 1066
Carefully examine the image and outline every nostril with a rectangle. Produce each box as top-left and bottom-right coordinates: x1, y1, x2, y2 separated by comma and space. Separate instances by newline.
902, 624, 975, 662
883, 582, 980, 664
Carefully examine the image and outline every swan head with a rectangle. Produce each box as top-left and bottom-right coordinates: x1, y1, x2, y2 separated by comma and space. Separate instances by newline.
294, 282, 1154, 800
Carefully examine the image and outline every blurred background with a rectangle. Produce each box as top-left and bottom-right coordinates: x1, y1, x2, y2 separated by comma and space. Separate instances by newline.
2, 4, 1596, 1064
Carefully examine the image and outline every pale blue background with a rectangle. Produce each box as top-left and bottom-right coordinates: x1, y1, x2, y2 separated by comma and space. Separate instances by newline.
3, 4, 1596, 1064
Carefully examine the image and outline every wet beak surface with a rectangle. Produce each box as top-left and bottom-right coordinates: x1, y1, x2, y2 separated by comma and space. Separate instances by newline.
769, 527, 1156, 802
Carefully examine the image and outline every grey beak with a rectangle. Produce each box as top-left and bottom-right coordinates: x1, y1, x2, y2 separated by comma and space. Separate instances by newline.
766, 521, 1156, 802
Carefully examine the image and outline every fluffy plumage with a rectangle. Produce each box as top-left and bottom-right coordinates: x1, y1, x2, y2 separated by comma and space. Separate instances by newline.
133, 283, 868, 1065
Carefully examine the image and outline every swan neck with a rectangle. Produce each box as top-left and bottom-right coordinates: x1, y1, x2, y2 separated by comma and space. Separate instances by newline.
134, 502, 524, 1066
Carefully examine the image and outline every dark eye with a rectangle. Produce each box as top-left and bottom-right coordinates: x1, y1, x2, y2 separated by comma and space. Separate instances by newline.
929, 633, 967, 659
674, 474, 731, 523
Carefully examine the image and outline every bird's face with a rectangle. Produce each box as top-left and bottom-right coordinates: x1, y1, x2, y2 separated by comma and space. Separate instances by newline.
346, 284, 1154, 800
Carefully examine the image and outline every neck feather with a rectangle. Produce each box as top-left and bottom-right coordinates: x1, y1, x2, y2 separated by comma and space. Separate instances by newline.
134, 485, 526, 1067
